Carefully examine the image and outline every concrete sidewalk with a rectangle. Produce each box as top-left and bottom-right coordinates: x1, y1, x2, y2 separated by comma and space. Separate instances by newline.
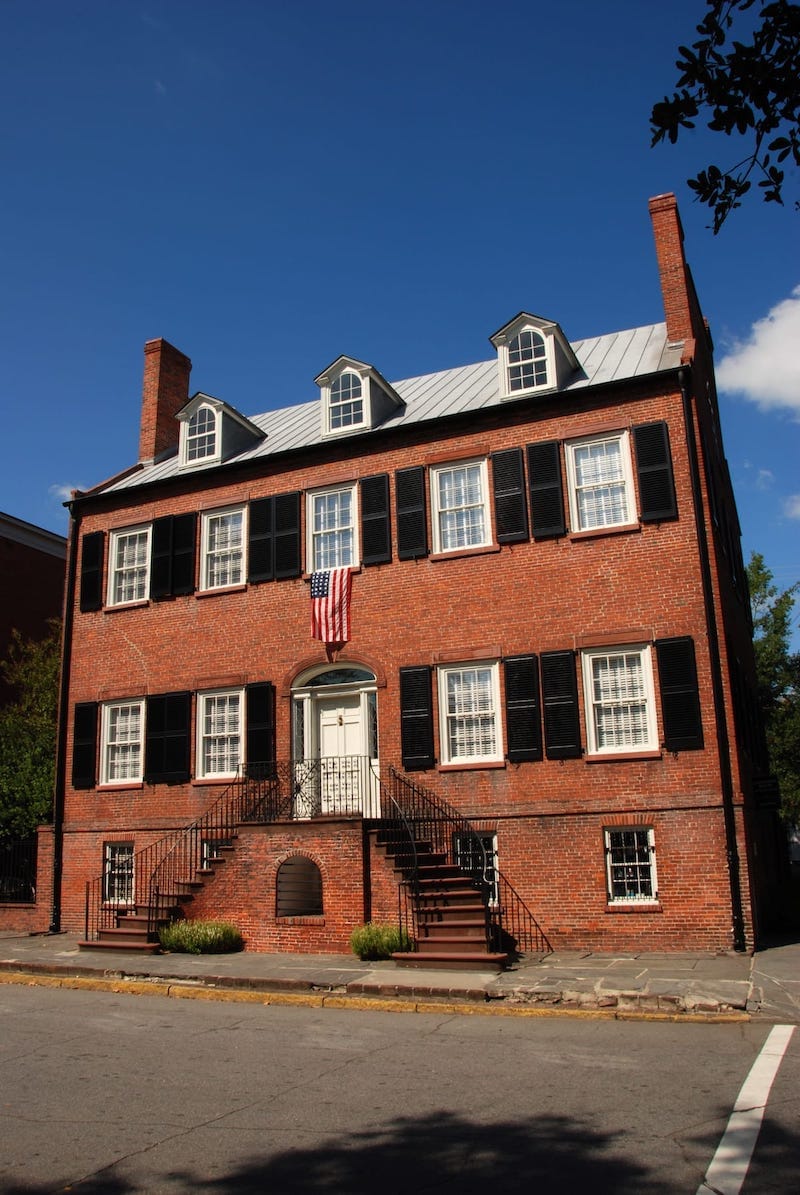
3, 931, 798, 1020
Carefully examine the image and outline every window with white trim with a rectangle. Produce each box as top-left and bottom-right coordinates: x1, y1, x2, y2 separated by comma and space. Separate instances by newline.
507, 328, 549, 392
107, 526, 151, 606
431, 460, 490, 553
454, 831, 499, 905
100, 700, 144, 785
329, 371, 364, 432
438, 663, 502, 764
308, 484, 357, 570
103, 842, 134, 904
200, 507, 246, 590
183, 404, 219, 465
197, 689, 243, 779
565, 431, 635, 531
604, 827, 657, 903
581, 645, 657, 755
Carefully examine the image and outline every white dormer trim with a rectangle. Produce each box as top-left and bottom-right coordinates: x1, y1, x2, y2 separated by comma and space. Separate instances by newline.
176, 392, 265, 470
315, 356, 405, 440
179, 395, 223, 467
490, 313, 578, 400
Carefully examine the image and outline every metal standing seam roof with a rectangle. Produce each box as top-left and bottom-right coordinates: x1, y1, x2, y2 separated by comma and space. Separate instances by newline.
102, 322, 682, 494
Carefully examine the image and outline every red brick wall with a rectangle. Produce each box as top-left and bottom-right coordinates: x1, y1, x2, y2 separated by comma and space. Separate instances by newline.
57, 311, 766, 952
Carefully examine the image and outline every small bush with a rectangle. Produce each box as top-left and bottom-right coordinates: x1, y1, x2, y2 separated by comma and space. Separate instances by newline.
159, 919, 244, 955
349, 922, 410, 961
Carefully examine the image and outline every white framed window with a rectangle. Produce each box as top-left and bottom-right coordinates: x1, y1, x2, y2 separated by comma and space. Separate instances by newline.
454, 830, 499, 905
200, 507, 246, 590
308, 484, 358, 571
329, 371, 365, 432
103, 842, 134, 904
581, 645, 657, 755
431, 459, 490, 553
100, 700, 144, 785
107, 526, 151, 606
438, 662, 502, 764
183, 403, 220, 465
604, 827, 658, 903
197, 689, 243, 779
507, 328, 549, 392
566, 431, 635, 532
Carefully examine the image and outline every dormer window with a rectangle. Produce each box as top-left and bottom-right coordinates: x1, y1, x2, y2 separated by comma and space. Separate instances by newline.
177, 393, 264, 470
183, 403, 220, 466
330, 371, 364, 431
508, 329, 548, 392
490, 312, 580, 400
316, 355, 405, 440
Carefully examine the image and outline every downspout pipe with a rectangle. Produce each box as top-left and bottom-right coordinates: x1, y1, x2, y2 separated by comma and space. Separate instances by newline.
49, 500, 81, 933
679, 367, 747, 952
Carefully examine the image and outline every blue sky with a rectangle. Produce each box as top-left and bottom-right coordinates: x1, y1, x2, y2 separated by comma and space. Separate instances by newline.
1, 1, 798, 635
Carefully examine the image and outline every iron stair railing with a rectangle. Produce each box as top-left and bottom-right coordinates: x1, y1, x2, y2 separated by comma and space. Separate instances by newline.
383, 766, 552, 957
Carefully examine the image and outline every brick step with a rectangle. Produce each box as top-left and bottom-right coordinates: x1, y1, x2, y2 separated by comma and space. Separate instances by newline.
98, 926, 156, 943
419, 919, 488, 937
78, 938, 161, 953
416, 935, 488, 953
416, 877, 480, 892
392, 951, 507, 972
416, 865, 465, 881
417, 904, 487, 922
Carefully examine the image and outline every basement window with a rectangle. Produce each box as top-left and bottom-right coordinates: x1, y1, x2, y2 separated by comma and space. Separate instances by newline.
276, 856, 323, 916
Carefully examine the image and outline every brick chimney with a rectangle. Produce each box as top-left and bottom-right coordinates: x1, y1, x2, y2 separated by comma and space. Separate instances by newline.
139, 338, 192, 464
648, 193, 698, 346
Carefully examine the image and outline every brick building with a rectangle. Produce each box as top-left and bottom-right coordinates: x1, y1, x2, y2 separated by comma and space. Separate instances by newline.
54, 194, 783, 962
0, 512, 66, 705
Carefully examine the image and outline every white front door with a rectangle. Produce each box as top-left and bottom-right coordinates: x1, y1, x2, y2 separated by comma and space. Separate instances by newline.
292, 673, 380, 817
318, 695, 365, 814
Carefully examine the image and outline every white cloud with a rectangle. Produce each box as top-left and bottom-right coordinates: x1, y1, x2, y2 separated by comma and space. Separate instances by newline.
716, 286, 800, 417
784, 494, 800, 521
756, 469, 774, 490
49, 483, 82, 503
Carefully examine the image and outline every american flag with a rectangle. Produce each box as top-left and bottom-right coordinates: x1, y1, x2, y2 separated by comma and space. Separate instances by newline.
310, 567, 352, 645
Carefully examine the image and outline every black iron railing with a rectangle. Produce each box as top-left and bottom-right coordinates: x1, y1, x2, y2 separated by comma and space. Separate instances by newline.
83, 757, 376, 941
384, 767, 551, 957
0, 834, 37, 903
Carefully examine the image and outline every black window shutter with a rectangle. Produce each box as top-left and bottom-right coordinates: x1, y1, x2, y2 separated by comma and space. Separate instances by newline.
399, 666, 435, 770
492, 448, 529, 543
79, 531, 104, 612
248, 498, 274, 584
527, 442, 566, 539
504, 654, 542, 762
541, 650, 582, 759
655, 637, 704, 751
246, 682, 275, 771
72, 702, 98, 788
144, 692, 191, 783
151, 515, 196, 598
634, 422, 678, 522
274, 492, 301, 579
171, 513, 196, 595
360, 474, 392, 565
396, 466, 428, 560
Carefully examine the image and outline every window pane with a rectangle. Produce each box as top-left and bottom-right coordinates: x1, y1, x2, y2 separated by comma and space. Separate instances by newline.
572, 438, 630, 529
312, 489, 354, 569
104, 844, 134, 903
111, 530, 149, 604
436, 465, 486, 551
205, 511, 244, 588
606, 829, 654, 901
508, 329, 548, 390
201, 693, 241, 776
591, 652, 650, 749
445, 667, 497, 759
187, 406, 216, 461
330, 373, 364, 429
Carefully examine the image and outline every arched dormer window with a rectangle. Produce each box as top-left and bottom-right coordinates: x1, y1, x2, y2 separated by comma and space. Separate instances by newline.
508, 329, 548, 392
329, 371, 364, 432
184, 404, 218, 464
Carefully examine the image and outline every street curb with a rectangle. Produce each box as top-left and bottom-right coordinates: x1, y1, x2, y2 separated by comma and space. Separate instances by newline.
0, 969, 750, 1023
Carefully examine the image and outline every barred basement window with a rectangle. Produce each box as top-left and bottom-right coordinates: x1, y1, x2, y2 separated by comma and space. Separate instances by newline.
103, 842, 134, 904
604, 827, 657, 903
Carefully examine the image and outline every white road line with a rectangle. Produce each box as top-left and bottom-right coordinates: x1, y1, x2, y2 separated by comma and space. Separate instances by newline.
697, 1023, 796, 1195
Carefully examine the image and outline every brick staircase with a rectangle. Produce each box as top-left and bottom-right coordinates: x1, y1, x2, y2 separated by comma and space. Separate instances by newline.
375, 836, 508, 972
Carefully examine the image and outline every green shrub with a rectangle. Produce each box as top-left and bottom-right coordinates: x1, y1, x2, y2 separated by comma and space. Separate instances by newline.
158, 919, 244, 955
349, 922, 410, 961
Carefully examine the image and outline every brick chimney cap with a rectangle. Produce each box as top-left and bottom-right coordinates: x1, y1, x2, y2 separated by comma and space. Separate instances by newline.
143, 337, 191, 365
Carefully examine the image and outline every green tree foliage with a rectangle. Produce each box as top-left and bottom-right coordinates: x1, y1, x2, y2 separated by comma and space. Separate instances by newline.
0, 621, 61, 840
651, 1, 800, 232
746, 553, 800, 823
